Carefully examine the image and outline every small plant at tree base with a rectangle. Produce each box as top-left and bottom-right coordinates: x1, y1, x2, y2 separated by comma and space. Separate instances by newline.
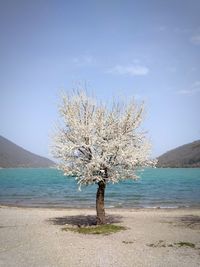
62, 224, 126, 235
52, 90, 155, 224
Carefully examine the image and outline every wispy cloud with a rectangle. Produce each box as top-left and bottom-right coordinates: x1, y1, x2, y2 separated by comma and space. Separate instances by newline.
177, 81, 200, 95
168, 67, 177, 73
107, 65, 149, 76
190, 34, 200, 45
156, 26, 167, 32
72, 54, 96, 66
173, 27, 192, 34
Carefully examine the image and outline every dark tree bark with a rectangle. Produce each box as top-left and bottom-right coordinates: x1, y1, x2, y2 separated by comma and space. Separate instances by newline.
96, 180, 106, 225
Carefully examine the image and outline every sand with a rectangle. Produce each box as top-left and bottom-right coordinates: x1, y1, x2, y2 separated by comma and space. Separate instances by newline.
0, 206, 200, 267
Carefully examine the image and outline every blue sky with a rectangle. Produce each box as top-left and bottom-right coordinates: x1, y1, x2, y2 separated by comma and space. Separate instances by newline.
0, 0, 200, 159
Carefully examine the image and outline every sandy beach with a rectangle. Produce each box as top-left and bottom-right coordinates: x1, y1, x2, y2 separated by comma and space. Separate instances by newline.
0, 206, 200, 267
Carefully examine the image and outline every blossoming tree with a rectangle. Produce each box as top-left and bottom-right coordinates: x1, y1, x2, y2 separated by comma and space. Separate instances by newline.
52, 91, 154, 224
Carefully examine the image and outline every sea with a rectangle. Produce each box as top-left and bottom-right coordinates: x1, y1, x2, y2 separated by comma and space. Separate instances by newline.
0, 168, 200, 209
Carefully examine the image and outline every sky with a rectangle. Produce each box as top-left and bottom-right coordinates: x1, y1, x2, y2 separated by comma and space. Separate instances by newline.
0, 0, 200, 159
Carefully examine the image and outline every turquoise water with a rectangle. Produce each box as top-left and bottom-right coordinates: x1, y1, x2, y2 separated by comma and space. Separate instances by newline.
0, 168, 200, 208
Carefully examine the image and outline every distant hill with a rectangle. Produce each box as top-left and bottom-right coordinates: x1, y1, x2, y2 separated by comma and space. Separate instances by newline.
157, 140, 200, 168
0, 136, 55, 168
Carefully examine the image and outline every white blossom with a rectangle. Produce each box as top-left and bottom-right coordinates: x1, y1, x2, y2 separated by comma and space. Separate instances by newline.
51, 91, 156, 187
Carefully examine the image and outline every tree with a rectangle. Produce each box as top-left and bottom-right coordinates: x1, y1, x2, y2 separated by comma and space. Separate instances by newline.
52, 91, 154, 224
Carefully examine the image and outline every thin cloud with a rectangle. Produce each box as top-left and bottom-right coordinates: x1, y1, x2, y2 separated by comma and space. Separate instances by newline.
156, 26, 167, 32
174, 27, 192, 34
168, 67, 177, 73
190, 34, 200, 45
72, 54, 96, 66
107, 65, 149, 76
177, 81, 200, 95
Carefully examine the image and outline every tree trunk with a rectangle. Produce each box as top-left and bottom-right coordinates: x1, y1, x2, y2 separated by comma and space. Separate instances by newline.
96, 180, 106, 225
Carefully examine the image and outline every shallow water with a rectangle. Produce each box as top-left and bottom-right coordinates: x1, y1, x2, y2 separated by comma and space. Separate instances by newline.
0, 168, 200, 208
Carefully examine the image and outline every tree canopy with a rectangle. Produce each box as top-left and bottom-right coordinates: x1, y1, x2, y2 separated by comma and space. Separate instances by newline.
52, 91, 155, 189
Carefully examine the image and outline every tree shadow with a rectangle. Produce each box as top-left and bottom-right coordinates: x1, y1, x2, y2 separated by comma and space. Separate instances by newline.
48, 214, 123, 226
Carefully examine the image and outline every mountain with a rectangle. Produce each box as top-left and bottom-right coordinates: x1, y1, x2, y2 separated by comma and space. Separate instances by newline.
157, 140, 200, 168
0, 136, 55, 168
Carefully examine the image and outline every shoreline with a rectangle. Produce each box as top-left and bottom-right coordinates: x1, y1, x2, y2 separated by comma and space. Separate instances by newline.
1, 203, 200, 211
